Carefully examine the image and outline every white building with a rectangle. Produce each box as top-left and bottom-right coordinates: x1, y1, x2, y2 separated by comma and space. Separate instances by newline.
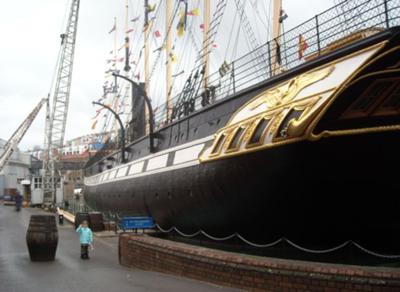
0, 138, 31, 198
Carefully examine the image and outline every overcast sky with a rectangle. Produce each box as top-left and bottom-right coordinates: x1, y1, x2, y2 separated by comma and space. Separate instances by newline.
0, 0, 333, 151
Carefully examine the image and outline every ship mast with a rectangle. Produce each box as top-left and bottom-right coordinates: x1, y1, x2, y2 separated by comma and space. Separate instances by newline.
144, 0, 151, 134
124, 0, 131, 125
272, 0, 282, 75
165, 0, 173, 121
203, 0, 210, 90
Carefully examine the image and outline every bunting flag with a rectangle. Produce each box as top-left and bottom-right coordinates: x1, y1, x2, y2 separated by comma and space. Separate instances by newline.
169, 52, 177, 63
177, 9, 186, 37
134, 72, 140, 80
147, 3, 156, 12
108, 23, 116, 34
219, 61, 231, 77
279, 9, 288, 23
154, 30, 161, 38
212, 43, 218, 49
187, 8, 200, 16
131, 16, 140, 22
126, 28, 134, 34
199, 23, 204, 31
298, 34, 309, 59
91, 120, 98, 130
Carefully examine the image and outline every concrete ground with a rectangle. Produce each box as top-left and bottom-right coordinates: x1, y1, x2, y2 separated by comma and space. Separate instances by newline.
0, 204, 240, 292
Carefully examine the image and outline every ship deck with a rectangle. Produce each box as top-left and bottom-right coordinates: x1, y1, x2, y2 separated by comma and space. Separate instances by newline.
0, 203, 237, 292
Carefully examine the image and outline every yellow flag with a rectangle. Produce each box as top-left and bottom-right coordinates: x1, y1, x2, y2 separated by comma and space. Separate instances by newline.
147, 4, 156, 12
170, 53, 177, 63
189, 8, 200, 16
177, 9, 185, 37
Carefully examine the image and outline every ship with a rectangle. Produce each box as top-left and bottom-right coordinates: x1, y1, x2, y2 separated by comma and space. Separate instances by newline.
84, 0, 400, 252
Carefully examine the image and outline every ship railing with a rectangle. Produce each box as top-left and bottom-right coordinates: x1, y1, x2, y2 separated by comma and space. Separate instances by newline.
151, 0, 400, 129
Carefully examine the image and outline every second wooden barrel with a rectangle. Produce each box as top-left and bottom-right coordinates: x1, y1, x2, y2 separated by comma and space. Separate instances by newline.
26, 215, 58, 261
89, 212, 104, 232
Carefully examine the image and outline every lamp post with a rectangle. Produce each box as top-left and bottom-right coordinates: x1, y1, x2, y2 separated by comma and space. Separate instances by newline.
92, 101, 126, 163
112, 72, 155, 153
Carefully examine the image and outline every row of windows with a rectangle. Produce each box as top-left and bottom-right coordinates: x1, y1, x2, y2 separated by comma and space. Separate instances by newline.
342, 78, 400, 118
211, 108, 304, 155
87, 153, 165, 185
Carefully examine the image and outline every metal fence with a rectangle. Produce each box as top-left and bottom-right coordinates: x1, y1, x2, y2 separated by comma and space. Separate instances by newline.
151, 0, 400, 127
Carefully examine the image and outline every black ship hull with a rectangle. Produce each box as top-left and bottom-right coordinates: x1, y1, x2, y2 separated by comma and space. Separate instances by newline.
84, 24, 400, 252
85, 130, 400, 250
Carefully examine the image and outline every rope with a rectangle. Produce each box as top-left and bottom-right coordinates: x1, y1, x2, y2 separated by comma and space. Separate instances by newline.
237, 234, 283, 248
175, 228, 202, 238
156, 223, 175, 233
155, 225, 400, 258
285, 239, 351, 254
200, 231, 236, 241
351, 241, 400, 259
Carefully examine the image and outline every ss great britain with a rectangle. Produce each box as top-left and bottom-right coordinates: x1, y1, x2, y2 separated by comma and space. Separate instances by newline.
84, 0, 400, 252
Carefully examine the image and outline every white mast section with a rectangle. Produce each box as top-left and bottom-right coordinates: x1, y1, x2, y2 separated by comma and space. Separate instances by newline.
203, 0, 211, 90
272, 0, 282, 75
166, 0, 173, 121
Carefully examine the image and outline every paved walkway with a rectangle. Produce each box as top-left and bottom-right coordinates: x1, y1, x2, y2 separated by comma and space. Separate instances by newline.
0, 204, 239, 292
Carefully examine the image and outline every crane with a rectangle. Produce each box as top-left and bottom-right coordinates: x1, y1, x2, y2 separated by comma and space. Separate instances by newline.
0, 98, 46, 173
42, 0, 81, 204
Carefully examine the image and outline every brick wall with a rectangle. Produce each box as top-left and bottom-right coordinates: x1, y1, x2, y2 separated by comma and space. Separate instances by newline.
119, 234, 400, 291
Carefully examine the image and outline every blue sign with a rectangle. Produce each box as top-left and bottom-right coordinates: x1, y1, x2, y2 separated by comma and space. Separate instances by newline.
121, 217, 155, 230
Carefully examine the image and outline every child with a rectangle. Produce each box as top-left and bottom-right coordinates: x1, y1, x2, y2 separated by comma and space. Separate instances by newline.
76, 220, 93, 259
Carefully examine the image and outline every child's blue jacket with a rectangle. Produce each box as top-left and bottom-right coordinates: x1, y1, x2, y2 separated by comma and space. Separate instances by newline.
76, 226, 93, 244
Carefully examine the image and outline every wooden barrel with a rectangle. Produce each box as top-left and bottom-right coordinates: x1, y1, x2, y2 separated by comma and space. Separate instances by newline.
74, 212, 90, 229
26, 215, 58, 261
89, 212, 104, 232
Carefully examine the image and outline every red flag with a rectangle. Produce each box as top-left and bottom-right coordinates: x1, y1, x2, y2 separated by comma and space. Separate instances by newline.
134, 72, 140, 80
298, 34, 309, 59
154, 30, 161, 38
199, 23, 204, 31
212, 43, 218, 48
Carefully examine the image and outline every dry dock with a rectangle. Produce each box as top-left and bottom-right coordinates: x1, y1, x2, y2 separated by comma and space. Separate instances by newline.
0, 203, 238, 292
